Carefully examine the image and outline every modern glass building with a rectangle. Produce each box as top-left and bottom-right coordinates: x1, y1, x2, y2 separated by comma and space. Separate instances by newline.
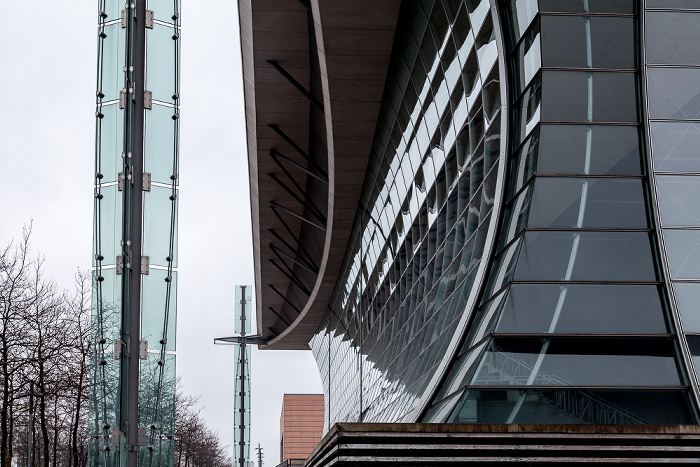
242, 0, 700, 430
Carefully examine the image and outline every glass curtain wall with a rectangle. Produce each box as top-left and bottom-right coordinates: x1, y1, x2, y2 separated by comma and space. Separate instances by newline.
90, 1, 180, 465
310, 0, 507, 427
644, 0, 700, 401
421, 0, 697, 424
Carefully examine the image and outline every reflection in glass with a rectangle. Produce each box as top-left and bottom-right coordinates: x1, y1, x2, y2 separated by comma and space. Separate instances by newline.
657, 176, 700, 226
674, 283, 700, 332
93, 185, 122, 266
143, 186, 178, 267
444, 388, 693, 424
514, 231, 657, 282
141, 270, 177, 351
99, 24, 125, 102
148, 0, 181, 23
648, 68, 700, 120
145, 103, 177, 184
651, 122, 700, 173
664, 229, 700, 279
146, 23, 177, 102
496, 284, 669, 334
98, 104, 124, 183
647, 12, 700, 66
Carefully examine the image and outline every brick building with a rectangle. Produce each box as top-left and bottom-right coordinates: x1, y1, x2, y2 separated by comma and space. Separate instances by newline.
279, 394, 324, 466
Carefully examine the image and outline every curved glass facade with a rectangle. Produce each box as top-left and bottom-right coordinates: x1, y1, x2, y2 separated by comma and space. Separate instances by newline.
310, 0, 507, 425
421, 0, 696, 425
307, 0, 700, 428
644, 1, 700, 403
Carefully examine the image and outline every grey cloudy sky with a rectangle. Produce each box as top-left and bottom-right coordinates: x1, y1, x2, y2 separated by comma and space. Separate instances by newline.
0, 2, 322, 464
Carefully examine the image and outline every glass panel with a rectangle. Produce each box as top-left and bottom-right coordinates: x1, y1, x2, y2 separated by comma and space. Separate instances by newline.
541, 71, 637, 123
589, 17, 635, 69
146, 23, 177, 103
446, 389, 693, 424
100, 0, 123, 21
527, 178, 648, 229
98, 103, 124, 183
234, 345, 252, 463
657, 175, 700, 226
434, 340, 488, 401
421, 388, 466, 423
538, 0, 634, 13
139, 439, 174, 467
537, 125, 642, 175
688, 335, 700, 378
664, 229, 700, 279
88, 352, 121, 435
496, 284, 669, 334
88, 437, 122, 467
474, 337, 682, 386
92, 268, 122, 346
647, 0, 700, 10
514, 20, 541, 95
648, 68, 700, 120
234, 285, 253, 334
651, 122, 700, 173
541, 16, 587, 68
142, 270, 177, 351
94, 184, 123, 267
674, 283, 700, 332
145, 103, 177, 184
148, 0, 181, 23
139, 354, 176, 437
143, 185, 178, 267
514, 231, 658, 282
99, 23, 125, 102
507, 0, 539, 43
647, 12, 700, 66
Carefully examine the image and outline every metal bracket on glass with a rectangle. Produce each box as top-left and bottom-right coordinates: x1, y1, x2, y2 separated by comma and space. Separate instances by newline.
145, 10, 154, 29
143, 172, 151, 191
137, 426, 147, 446
141, 255, 149, 274
144, 91, 152, 110
139, 340, 148, 359
119, 89, 126, 109
118, 172, 125, 191
121, 10, 126, 28
116, 255, 124, 275
113, 340, 123, 360
110, 427, 122, 446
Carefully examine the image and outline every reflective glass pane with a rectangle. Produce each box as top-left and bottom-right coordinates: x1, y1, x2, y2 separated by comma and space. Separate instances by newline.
589, 17, 635, 69
139, 439, 174, 467
98, 103, 124, 183
664, 229, 700, 279
99, 23, 125, 101
647, 0, 700, 7
496, 284, 669, 334
143, 185, 178, 267
421, 388, 466, 423
507, 0, 538, 43
146, 23, 177, 102
474, 338, 682, 386
541, 16, 587, 68
651, 122, 700, 172
434, 341, 488, 401
647, 12, 700, 66
527, 178, 648, 229
515, 21, 541, 94
674, 283, 700, 332
657, 175, 700, 226
88, 352, 121, 435
538, 0, 634, 13
139, 353, 176, 436
142, 270, 177, 351
145, 103, 177, 184
148, 0, 181, 23
447, 388, 693, 424
514, 231, 657, 282
94, 184, 122, 266
92, 268, 122, 346
537, 125, 642, 175
688, 335, 700, 378
542, 71, 637, 123
648, 68, 700, 120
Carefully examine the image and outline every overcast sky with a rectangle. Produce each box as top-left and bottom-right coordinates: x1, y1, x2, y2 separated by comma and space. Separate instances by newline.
0, 2, 323, 464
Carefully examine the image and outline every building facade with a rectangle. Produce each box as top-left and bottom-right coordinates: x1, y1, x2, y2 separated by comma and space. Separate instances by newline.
279, 395, 324, 466
242, 0, 700, 430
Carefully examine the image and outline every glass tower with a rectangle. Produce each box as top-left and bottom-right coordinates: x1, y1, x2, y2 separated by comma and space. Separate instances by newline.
90, 1, 181, 465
